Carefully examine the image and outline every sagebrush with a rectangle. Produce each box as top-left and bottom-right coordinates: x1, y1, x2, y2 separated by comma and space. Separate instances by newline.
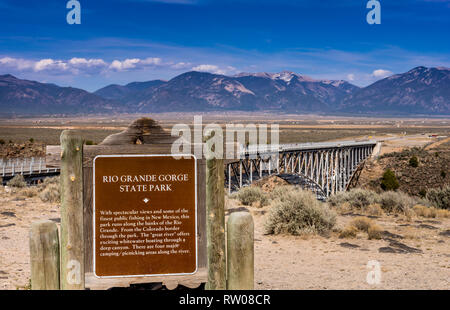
425, 186, 450, 210
236, 186, 269, 207
265, 188, 336, 236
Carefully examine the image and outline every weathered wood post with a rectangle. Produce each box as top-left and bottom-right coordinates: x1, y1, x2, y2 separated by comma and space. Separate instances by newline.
29, 220, 60, 290
60, 130, 85, 290
205, 135, 226, 290
226, 212, 254, 290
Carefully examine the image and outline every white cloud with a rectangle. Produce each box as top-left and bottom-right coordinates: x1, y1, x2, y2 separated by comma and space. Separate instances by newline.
0, 57, 34, 71
347, 73, 355, 81
372, 69, 393, 78
108, 57, 162, 71
171, 62, 192, 70
0, 55, 240, 78
34, 59, 69, 73
191, 64, 237, 75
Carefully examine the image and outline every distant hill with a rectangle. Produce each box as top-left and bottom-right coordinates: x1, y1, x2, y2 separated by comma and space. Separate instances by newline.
0, 74, 120, 115
94, 80, 166, 101
1, 66, 449, 115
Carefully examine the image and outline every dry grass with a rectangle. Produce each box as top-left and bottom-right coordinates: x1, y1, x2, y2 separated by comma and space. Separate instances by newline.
339, 216, 383, 240
338, 226, 358, 238
413, 204, 450, 218
350, 217, 373, 232
11, 176, 60, 203
367, 224, 383, 240
367, 203, 384, 216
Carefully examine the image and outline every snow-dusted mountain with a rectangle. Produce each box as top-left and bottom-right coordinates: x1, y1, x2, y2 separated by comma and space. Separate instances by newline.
0, 74, 120, 115
98, 70, 360, 113
1, 67, 449, 115
340, 66, 450, 114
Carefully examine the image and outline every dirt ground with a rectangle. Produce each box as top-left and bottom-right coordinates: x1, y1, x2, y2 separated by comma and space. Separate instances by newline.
229, 201, 450, 290
1, 184, 449, 290
0, 186, 60, 289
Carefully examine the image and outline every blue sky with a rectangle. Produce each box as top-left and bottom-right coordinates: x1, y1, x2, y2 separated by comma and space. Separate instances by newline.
0, 0, 449, 91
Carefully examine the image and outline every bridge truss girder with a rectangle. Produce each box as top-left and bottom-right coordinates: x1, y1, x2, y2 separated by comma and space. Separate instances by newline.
225, 143, 376, 199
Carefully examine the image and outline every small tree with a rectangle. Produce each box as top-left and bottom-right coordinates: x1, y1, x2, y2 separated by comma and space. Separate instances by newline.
380, 169, 399, 191
441, 170, 446, 179
409, 156, 419, 168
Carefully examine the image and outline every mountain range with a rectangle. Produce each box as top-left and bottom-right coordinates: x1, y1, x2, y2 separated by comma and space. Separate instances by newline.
0, 66, 449, 116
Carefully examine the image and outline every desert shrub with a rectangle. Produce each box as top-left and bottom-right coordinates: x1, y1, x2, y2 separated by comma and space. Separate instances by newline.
29, 138, 34, 143
413, 205, 437, 218
418, 189, 427, 198
39, 183, 60, 203
441, 170, 446, 179
367, 224, 383, 240
39, 176, 60, 187
367, 203, 384, 216
338, 226, 358, 238
326, 191, 348, 207
409, 156, 419, 168
19, 187, 39, 198
327, 189, 379, 210
437, 209, 450, 218
350, 217, 373, 232
346, 189, 379, 209
7, 175, 27, 188
340, 217, 383, 240
426, 186, 450, 210
265, 189, 336, 236
237, 186, 269, 207
36, 176, 60, 203
85, 140, 95, 145
270, 185, 295, 200
0, 139, 5, 145
380, 169, 399, 191
379, 191, 416, 213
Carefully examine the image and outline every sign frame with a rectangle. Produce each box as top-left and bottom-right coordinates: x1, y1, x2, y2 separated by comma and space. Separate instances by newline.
92, 154, 198, 279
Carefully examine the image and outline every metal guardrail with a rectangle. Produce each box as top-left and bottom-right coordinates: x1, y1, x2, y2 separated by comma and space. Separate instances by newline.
0, 157, 59, 184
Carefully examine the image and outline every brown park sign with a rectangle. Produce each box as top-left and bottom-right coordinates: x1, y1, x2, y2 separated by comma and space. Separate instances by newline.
93, 155, 197, 278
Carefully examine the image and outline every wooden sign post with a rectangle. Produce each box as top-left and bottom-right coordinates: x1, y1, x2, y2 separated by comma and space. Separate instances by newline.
93, 155, 198, 278
35, 118, 254, 290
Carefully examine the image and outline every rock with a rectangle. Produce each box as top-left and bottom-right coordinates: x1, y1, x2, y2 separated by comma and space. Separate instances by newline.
439, 230, 450, 237
424, 220, 441, 225
1, 212, 16, 217
379, 247, 399, 253
339, 242, 360, 249
382, 231, 404, 239
417, 224, 438, 230
383, 238, 423, 254
0, 223, 15, 228
226, 207, 249, 215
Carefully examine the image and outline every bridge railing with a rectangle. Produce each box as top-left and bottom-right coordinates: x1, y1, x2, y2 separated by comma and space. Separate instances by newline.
0, 157, 59, 178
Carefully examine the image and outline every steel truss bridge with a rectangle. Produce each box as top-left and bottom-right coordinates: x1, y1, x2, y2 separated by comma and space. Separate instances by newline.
225, 140, 379, 200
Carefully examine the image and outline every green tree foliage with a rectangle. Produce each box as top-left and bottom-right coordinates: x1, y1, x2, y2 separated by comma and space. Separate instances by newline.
380, 169, 399, 191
